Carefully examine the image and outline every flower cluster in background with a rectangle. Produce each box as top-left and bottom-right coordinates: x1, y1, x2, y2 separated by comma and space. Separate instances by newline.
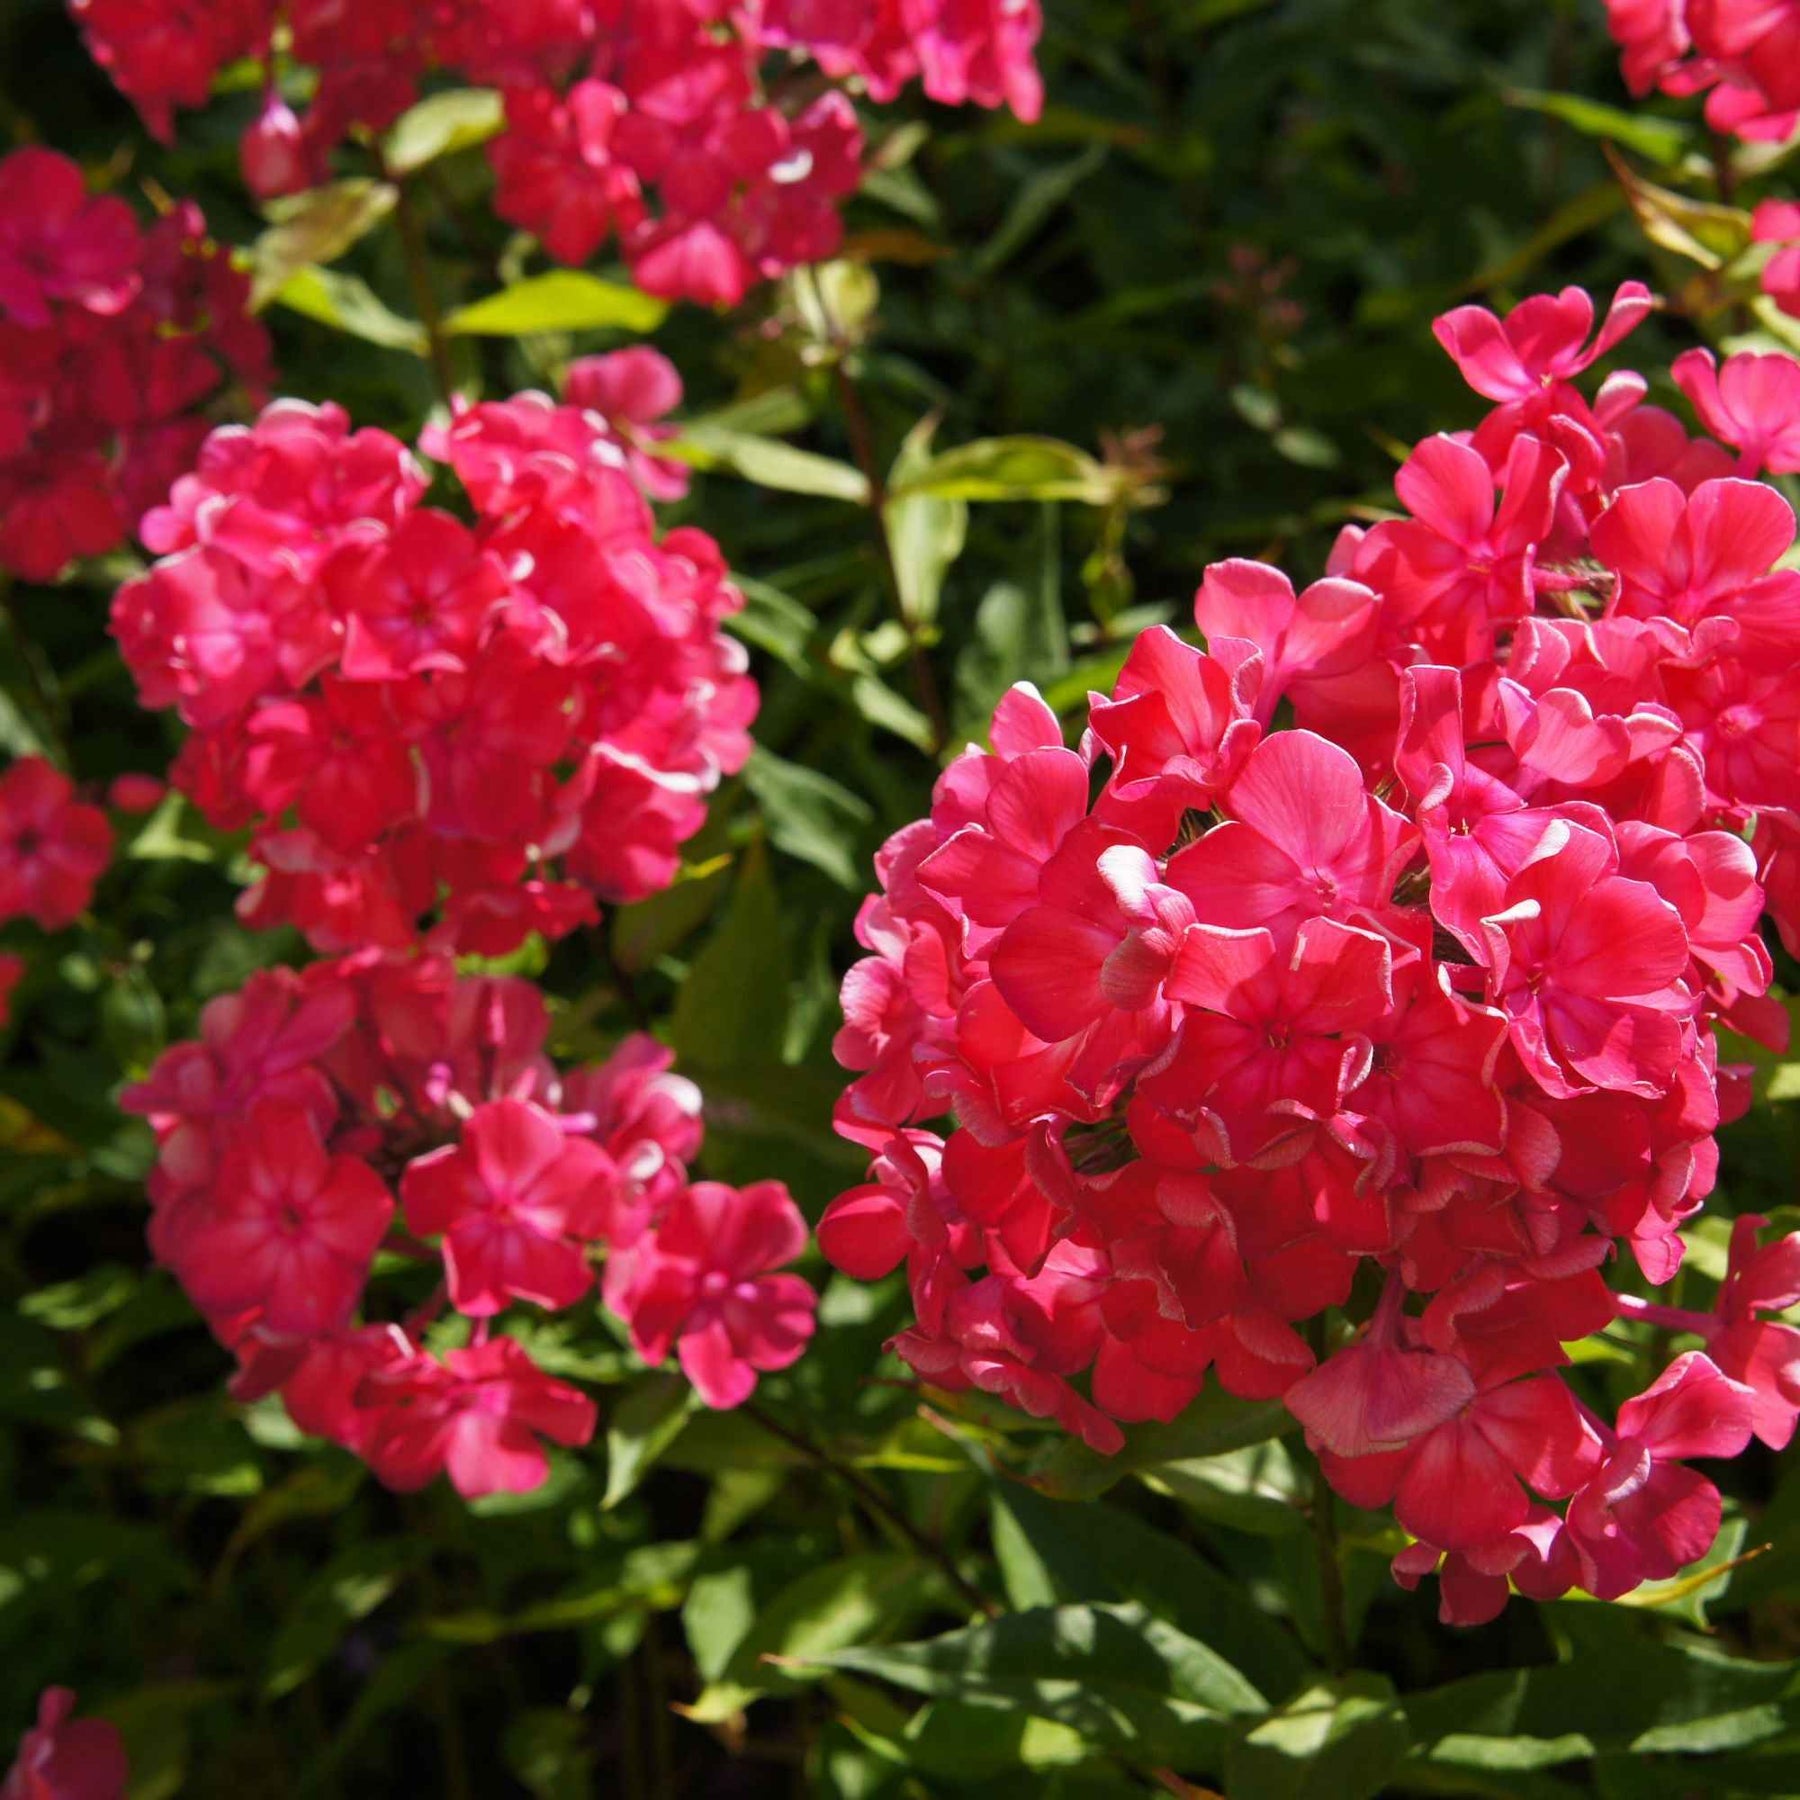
820, 280, 1800, 1622
123, 955, 816, 1498
111, 351, 753, 954
69, 0, 1043, 306
0, 758, 112, 936
0, 147, 269, 583
1605, 0, 1800, 140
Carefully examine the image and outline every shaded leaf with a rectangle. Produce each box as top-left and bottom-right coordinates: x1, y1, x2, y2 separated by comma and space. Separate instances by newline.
813, 1602, 1266, 1768
989, 1485, 1311, 1704
603, 1371, 697, 1510
1505, 89, 1693, 166
686, 1552, 939, 1723
266, 1539, 428, 1698
269, 265, 428, 354
744, 746, 874, 890
668, 840, 788, 1073
251, 179, 397, 308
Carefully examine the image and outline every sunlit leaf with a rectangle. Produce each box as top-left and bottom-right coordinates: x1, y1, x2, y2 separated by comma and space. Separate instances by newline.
443, 271, 668, 336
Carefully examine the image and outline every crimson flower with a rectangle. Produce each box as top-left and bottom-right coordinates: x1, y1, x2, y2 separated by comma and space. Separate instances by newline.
608, 1180, 816, 1408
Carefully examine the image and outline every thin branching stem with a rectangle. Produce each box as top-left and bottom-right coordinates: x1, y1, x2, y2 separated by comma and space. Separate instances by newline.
741, 1400, 995, 1618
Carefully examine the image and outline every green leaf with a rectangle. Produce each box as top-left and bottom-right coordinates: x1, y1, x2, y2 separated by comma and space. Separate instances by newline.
381, 87, 504, 175
667, 424, 871, 503
101, 965, 165, 1072
251, 178, 398, 309
214, 1457, 366, 1588
102, 1681, 234, 1800
603, 1371, 697, 1510
989, 1486, 1311, 1705
669, 840, 789, 1073
300, 1642, 452, 1791
1505, 89, 1694, 166
443, 271, 668, 336
686, 1553, 940, 1723
883, 413, 967, 627
889, 435, 1119, 506
1147, 1441, 1308, 1538
1451, 179, 1627, 303
269, 265, 428, 354
973, 145, 1107, 278
955, 504, 1070, 733
898, 1698, 1095, 1779
266, 1539, 427, 1698
126, 790, 236, 864
1026, 1385, 1296, 1501
730, 577, 818, 675
684, 1564, 759, 1683
743, 746, 874, 889
812, 1602, 1267, 1767
1225, 1675, 1411, 1800
424, 1542, 698, 1646
609, 851, 732, 975
504, 1708, 595, 1800
19, 1264, 136, 1331
1608, 149, 1753, 272
1403, 1621, 1800, 1766
851, 672, 936, 751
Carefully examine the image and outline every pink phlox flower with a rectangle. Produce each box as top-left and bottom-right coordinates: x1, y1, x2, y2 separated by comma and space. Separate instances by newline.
1152, 913, 1394, 1166
607, 1179, 817, 1408
1565, 1351, 1754, 1599
1706, 1215, 1800, 1449
163, 1098, 393, 1337
360, 1336, 599, 1498
1472, 818, 1695, 1101
402, 1098, 618, 1316
1165, 728, 1416, 945
1672, 347, 1800, 475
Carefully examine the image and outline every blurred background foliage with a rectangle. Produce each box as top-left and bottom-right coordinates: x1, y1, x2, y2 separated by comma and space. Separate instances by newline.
2, 0, 1800, 1794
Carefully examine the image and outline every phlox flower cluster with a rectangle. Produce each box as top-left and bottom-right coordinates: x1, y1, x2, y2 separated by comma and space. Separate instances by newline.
68, 0, 1042, 307
820, 280, 1800, 1622
110, 351, 755, 955
122, 953, 817, 1497
1606, 0, 1800, 141
0, 147, 269, 582
2, 1688, 127, 1800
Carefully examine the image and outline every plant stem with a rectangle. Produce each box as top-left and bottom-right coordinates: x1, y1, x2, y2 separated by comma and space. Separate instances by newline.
801, 267, 949, 757
390, 175, 456, 407
1306, 1314, 1351, 1672
1310, 1458, 1351, 1673
829, 361, 949, 757
599, 930, 652, 1032
741, 1400, 995, 1618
